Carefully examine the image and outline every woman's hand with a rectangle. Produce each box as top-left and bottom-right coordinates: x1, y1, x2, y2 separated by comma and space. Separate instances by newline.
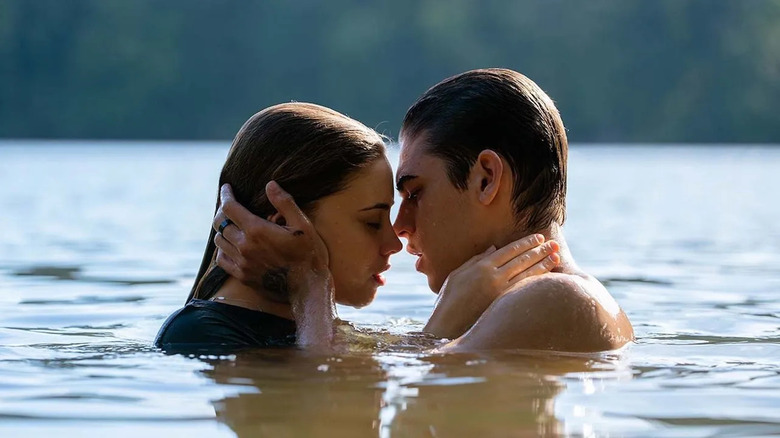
423, 234, 560, 340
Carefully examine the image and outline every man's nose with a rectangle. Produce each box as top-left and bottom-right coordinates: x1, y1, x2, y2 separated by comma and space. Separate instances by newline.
392, 204, 415, 238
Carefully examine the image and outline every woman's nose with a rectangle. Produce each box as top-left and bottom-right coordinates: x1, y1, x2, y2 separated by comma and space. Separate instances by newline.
382, 227, 403, 256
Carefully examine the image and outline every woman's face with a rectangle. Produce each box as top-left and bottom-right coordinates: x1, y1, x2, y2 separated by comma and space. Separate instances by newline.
310, 157, 402, 307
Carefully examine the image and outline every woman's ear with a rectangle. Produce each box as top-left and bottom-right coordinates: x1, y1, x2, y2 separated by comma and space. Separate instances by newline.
469, 149, 505, 205
267, 212, 287, 226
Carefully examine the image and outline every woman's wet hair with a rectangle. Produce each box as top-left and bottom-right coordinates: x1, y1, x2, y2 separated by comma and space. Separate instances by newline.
188, 102, 386, 303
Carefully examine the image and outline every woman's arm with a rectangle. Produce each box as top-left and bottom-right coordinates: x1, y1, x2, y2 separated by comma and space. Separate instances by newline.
423, 235, 560, 339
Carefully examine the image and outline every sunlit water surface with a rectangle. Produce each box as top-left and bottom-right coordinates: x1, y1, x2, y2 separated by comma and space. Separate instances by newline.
0, 142, 778, 437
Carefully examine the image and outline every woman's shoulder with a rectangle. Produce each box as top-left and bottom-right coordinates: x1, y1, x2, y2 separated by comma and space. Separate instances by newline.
154, 299, 296, 353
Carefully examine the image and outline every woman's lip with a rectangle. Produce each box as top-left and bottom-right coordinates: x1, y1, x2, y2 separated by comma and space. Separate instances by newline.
372, 264, 391, 286
372, 273, 386, 286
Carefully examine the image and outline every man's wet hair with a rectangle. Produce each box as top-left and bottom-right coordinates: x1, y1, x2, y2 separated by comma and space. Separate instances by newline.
400, 68, 568, 232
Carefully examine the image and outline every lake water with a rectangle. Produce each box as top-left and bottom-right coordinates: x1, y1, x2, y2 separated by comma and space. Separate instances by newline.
0, 141, 778, 437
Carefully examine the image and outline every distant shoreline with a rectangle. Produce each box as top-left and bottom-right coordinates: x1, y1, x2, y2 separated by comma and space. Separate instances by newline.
1, 139, 778, 148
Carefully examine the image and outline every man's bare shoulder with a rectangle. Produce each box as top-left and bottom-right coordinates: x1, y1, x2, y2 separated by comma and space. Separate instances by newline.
508, 272, 621, 316
499, 272, 633, 351
443, 272, 634, 353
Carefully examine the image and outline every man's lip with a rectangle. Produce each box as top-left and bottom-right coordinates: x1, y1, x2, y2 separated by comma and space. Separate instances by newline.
406, 243, 422, 257
415, 256, 423, 272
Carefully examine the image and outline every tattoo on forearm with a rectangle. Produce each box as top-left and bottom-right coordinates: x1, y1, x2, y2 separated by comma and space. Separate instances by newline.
263, 267, 290, 300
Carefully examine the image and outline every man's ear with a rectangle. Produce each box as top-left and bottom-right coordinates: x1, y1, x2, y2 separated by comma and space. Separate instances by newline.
469, 149, 505, 206
267, 211, 287, 226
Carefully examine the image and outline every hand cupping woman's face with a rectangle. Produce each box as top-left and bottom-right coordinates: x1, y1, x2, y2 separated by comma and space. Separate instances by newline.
310, 157, 402, 308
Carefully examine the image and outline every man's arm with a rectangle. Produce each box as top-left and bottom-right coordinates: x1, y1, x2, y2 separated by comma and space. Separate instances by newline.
424, 235, 560, 339
289, 271, 337, 353
213, 182, 330, 289
438, 274, 633, 353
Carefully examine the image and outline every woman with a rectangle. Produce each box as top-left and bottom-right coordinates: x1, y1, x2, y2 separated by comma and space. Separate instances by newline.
156, 102, 559, 353
155, 102, 402, 353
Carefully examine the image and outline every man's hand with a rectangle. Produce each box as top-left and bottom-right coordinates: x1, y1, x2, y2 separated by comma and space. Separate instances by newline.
212, 182, 330, 292
423, 234, 560, 339
213, 182, 337, 352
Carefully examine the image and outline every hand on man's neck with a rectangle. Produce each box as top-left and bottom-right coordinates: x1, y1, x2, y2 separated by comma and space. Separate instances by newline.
499, 222, 580, 276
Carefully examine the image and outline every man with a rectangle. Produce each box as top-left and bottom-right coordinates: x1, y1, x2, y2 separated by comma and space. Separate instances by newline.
213, 68, 633, 352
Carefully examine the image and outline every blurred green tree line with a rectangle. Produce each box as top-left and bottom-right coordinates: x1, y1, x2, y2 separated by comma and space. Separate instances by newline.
1, 0, 778, 142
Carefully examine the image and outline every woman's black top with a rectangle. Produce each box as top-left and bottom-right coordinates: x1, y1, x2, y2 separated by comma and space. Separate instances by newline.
154, 299, 296, 354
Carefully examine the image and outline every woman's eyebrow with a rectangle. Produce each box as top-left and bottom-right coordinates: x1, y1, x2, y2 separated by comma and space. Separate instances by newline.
359, 202, 392, 211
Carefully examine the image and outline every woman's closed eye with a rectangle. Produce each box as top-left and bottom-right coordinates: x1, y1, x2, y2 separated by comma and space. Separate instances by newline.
366, 222, 382, 230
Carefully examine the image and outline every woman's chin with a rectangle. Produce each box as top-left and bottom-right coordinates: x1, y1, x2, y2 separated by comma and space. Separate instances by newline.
336, 289, 377, 309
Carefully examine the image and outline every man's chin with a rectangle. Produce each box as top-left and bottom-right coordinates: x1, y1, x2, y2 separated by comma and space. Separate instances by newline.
427, 274, 445, 294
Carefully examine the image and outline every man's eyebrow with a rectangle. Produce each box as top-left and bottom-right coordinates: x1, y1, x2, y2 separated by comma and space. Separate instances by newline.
395, 174, 418, 192
359, 202, 392, 212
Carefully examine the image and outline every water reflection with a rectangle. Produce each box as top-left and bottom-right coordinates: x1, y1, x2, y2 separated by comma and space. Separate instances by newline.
12, 264, 175, 286
2, 144, 780, 436
207, 351, 385, 437
382, 353, 568, 437
203, 350, 623, 437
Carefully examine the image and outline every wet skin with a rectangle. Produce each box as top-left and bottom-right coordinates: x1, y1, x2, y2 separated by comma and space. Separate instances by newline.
393, 133, 634, 352
212, 157, 402, 318
214, 138, 634, 352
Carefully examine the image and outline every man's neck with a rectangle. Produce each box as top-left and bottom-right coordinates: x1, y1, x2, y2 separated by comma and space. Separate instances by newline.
502, 222, 581, 275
